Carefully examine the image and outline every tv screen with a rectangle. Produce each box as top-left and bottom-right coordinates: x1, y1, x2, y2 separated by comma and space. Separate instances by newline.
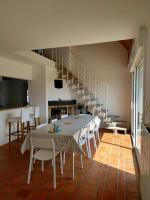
54, 79, 63, 89
0, 76, 28, 108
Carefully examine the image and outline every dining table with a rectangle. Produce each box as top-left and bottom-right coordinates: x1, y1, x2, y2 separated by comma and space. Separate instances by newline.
21, 114, 94, 155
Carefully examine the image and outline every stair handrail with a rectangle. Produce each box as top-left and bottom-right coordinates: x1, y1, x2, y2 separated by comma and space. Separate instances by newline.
42, 47, 109, 118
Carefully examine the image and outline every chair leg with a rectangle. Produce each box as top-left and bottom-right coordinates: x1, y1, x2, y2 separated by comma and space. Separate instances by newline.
87, 138, 92, 158
85, 139, 90, 158
34, 118, 37, 128
93, 133, 97, 150
17, 123, 19, 143
52, 158, 56, 189
63, 152, 66, 165
72, 153, 75, 179
41, 161, 44, 172
27, 121, 31, 132
38, 117, 40, 125
21, 122, 25, 141
33, 149, 37, 164
31, 161, 34, 171
51, 160, 54, 166
97, 131, 100, 143
9, 122, 11, 145
27, 151, 33, 184
80, 154, 83, 169
60, 152, 63, 175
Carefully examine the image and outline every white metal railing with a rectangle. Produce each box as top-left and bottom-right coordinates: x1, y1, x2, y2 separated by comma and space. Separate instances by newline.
43, 47, 109, 118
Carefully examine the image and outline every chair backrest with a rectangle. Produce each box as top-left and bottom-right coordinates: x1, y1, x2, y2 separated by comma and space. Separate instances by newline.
36, 123, 48, 129
21, 108, 30, 122
80, 127, 88, 138
61, 114, 68, 119
94, 117, 101, 131
78, 127, 87, 144
88, 121, 95, 131
51, 119, 57, 123
30, 132, 55, 151
34, 106, 40, 118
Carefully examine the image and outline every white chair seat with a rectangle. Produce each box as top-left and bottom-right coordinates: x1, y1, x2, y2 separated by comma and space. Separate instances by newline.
51, 119, 57, 123
8, 117, 22, 123
8, 108, 31, 144
61, 115, 68, 119
36, 123, 48, 129
33, 149, 60, 161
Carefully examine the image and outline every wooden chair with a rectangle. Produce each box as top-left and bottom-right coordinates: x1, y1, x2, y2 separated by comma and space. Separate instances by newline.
8, 108, 30, 145
30, 106, 40, 128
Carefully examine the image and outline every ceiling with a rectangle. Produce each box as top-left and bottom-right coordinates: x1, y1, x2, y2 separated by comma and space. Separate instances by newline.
0, 0, 149, 52
119, 39, 133, 61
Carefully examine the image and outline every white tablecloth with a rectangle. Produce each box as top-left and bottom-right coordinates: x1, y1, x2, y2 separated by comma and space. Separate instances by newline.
21, 114, 94, 154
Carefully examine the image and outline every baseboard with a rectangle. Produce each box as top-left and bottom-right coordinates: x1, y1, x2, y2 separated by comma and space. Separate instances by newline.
0, 136, 16, 147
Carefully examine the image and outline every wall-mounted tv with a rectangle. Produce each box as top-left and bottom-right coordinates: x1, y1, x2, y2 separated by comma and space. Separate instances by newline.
54, 79, 63, 89
0, 76, 28, 109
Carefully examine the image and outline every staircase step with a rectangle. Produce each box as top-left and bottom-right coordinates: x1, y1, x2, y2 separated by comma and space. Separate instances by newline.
106, 126, 127, 134
107, 114, 120, 118
56, 65, 67, 70
95, 103, 103, 106
76, 89, 85, 95
93, 106, 103, 111
57, 74, 67, 79
101, 108, 108, 112
57, 68, 67, 73
105, 121, 127, 127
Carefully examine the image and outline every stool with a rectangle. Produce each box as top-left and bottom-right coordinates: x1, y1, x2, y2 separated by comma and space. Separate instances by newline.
8, 108, 30, 145
30, 106, 40, 128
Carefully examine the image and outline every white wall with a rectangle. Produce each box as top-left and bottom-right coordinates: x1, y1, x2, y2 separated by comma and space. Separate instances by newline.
47, 67, 75, 101
71, 42, 131, 124
0, 56, 33, 145
28, 61, 74, 123
28, 64, 50, 123
145, 28, 150, 124
140, 26, 150, 200
0, 57, 32, 80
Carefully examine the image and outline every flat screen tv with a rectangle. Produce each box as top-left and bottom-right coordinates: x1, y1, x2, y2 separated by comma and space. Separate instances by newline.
0, 76, 28, 109
54, 79, 63, 89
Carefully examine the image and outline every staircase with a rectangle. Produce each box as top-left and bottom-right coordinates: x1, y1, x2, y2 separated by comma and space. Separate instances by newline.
33, 47, 126, 126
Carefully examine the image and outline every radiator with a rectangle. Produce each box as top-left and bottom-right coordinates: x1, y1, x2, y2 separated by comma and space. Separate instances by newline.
140, 125, 150, 200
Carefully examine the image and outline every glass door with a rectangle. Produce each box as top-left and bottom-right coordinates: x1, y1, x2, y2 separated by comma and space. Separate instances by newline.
135, 58, 144, 156
131, 72, 136, 145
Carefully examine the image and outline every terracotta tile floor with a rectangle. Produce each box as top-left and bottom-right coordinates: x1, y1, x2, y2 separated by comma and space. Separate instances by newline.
0, 130, 140, 200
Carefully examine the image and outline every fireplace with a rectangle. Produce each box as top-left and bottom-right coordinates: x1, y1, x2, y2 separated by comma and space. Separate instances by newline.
51, 108, 61, 120
48, 100, 76, 122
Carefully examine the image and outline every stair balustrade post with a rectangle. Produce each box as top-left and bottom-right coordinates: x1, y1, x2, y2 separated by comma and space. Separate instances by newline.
100, 80, 102, 113
106, 85, 109, 120
52, 48, 53, 61
61, 47, 63, 80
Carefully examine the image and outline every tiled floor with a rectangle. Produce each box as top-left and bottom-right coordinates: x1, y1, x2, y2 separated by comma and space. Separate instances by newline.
0, 130, 140, 200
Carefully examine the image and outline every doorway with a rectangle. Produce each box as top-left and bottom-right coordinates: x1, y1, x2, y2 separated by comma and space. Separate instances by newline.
132, 57, 144, 163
